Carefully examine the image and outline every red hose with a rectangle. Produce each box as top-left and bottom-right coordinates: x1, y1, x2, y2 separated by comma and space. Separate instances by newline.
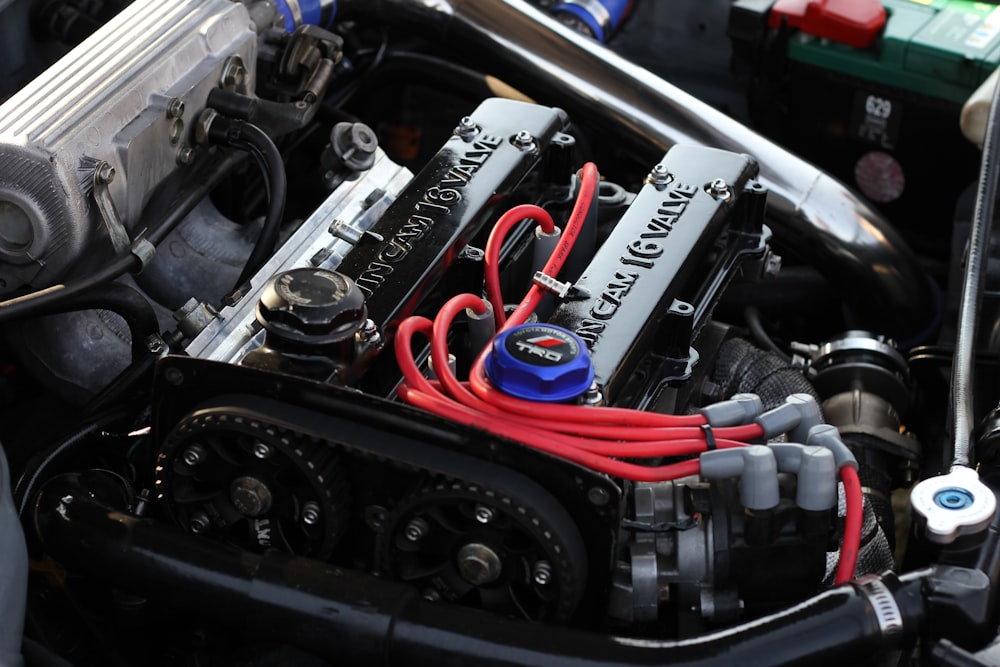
484, 204, 555, 329
394, 162, 764, 482
504, 162, 600, 331
394, 158, 857, 603
429, 292, 762, 441
835, 465, 863, 585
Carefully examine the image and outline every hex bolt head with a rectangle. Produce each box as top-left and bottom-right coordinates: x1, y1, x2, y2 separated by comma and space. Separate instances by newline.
457, 543, 503, 586
647, 163, 670, 185
176, 146, 196, 165
182, 445, 206, 467
166, 97, 185, 119
190, 512, 211, 534
582, 382, 605, 407
533, 560, 552, 585
404, 517, 430, 542
230, 476, 273, 518
302, 501, 322, 526
474, 504, 496, 524
221, 57, 247, 89
709, 178, 731, 199
512, 130, 535, 149
456, 116, 478, 139
358, 318, 381, 345
95, 163, 116, 185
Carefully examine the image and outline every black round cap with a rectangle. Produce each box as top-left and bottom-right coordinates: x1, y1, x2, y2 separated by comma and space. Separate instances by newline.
256, 268, 367, 346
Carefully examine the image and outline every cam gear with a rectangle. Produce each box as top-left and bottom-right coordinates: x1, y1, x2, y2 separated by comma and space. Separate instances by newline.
156, 409, 351, 559
382, 478, 587, 623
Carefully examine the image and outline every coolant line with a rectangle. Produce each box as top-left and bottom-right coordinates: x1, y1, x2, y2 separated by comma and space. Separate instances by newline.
337, 0, 935, 341
34, 470, 922, 667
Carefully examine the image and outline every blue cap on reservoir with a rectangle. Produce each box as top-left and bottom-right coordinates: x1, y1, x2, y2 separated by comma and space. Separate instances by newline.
485, 324, 595, 403
552, 0, 632, 42
274, 0, 337, 32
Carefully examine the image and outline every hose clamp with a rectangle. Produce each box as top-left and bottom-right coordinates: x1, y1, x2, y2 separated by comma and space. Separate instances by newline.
855, 576, 904, 638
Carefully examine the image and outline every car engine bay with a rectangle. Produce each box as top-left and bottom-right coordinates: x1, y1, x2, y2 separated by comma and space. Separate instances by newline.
2, 0, 1000, 665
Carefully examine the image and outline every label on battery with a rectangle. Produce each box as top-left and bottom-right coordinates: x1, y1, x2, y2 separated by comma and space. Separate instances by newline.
966, 6, 1000, 49
920, 3, 1000, 54
850, 91, 903, 149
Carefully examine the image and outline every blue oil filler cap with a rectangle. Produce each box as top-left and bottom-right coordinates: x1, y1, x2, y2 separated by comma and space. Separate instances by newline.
485, 324, 594, 403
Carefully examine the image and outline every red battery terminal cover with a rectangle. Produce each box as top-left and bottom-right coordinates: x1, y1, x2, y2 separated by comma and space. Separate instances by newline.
769, 0, 887, 49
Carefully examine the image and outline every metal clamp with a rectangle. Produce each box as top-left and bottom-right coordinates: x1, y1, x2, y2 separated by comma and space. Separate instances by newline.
91, 161, 131, 255
532, 271, 573, 298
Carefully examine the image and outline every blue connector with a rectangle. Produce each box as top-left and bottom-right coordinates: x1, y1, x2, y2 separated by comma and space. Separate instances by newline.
551, 0, 632, 42
274, 0, 337, 32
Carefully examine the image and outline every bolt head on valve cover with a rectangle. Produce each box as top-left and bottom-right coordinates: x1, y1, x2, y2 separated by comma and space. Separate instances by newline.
485, 324, 595, 403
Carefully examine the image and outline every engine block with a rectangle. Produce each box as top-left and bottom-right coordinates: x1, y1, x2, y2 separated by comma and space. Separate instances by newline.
0, 0, 257, 292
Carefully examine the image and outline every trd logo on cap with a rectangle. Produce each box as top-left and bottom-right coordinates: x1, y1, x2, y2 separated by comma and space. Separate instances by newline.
512, 331, 575, 364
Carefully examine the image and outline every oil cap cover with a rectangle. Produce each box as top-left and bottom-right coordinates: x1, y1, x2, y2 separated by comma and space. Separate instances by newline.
485, 323, 595, 402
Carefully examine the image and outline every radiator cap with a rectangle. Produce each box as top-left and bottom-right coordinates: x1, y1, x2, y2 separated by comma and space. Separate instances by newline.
485, 324, 594, 403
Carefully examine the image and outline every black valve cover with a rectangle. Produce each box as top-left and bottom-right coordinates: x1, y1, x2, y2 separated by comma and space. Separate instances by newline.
548, 144, 770, 405
335, 97, 568, 335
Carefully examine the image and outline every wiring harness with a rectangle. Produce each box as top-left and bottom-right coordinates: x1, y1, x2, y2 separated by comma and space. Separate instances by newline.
393, 162, 862, 585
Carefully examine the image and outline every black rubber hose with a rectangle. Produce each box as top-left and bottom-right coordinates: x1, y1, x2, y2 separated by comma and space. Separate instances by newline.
13, 405, 133, 518
743, 306, 791, 363
34, 470, 923, 667
205, 117, 287, 291
79, 352, 157, 416
17, 282, 159, 363
951, 69, 1000, 468
0, 151, 244, 324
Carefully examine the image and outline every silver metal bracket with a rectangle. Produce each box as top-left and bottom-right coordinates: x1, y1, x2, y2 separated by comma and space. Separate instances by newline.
91, 161, 131, 255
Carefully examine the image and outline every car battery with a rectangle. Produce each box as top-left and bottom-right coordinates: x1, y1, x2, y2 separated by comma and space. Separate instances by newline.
729, 0, 1000, 260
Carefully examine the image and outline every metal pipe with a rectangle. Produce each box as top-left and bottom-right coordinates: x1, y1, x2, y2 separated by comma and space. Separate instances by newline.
338, 0, 935, 341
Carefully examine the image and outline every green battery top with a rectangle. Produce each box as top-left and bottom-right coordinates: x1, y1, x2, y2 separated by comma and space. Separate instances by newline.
787, 1, 1000, 103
